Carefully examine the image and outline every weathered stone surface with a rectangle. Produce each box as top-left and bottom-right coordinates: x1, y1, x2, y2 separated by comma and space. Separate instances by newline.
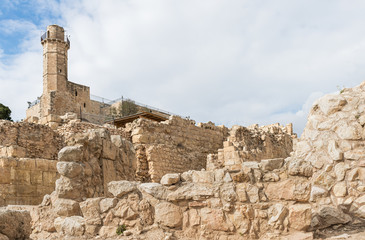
200, 208, 231, 231
288, 204, 311, 231
288, 159, 313, 177
53, 198, 81, 217
334, 162, 350, 181
108, 181, 137, 198
155, 202, 182, 228
58, 145, 83, 162
138, 183, 168, 200
54, 216, 85, 236
316, 94, 347, 115
99, 198, 118, 213
79, 198, 102, 225
160, 173, 180, 186
311, 206, 352, 229
167, 183, 215, 201
333, 182, 347, 197
55, 176, 83, 200
310, 186, 328, 202
192, 171, 215, 183
266, 178, 311, 202
260, 158, 284, 171
268, 204, 288, 228
0, 209, 31, 240
57, 161, 84, 178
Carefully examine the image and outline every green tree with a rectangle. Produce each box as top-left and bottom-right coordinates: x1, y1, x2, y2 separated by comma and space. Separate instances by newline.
0, 103, 12, 121
119, 100, 139, 116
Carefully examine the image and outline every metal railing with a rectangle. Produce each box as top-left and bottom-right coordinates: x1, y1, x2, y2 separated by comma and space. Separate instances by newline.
27, 98, 40, 108
40, 31, 70, 47
90, 94, 179, 117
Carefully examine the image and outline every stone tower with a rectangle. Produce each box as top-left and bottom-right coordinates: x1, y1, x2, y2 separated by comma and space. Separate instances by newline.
41, 25, 70, 93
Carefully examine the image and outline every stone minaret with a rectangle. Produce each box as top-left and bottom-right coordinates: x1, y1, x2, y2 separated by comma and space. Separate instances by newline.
41, 25, 70, 93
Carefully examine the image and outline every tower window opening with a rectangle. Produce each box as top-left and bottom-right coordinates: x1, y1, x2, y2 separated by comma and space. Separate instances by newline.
84, 103, 86, 108
59, 69, 62, 73
75, 90, 78, 96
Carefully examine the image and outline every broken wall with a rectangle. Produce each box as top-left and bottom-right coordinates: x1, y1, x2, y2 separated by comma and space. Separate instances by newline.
127, 116, 229, 182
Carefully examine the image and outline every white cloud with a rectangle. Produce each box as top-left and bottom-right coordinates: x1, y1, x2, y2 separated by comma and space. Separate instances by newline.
1, 0, 365, 134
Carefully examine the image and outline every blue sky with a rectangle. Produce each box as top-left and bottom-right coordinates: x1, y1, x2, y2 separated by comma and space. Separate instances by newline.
1, 0, 365, 135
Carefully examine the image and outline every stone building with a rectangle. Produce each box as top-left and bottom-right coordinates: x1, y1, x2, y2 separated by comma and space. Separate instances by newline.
25, 25, 170, 127
26, 25, 110, 126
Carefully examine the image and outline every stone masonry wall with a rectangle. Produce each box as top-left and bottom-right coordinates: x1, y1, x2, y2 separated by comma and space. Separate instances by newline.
127, 116, 229, 182
0, 121, 63, 206
0, 157, 58, 206
207, 123, 295, 171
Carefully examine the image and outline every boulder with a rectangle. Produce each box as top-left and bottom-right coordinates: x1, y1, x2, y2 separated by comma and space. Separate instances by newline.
311, 206, 352, 229
108, 181, 138, 198
160, 173, 180, 186
54, 216, 85, 236
139, 183, 169, 200
79, 198, 102, 225
260, 158, 284, 171
155, 202, 182, 228
266, 178, 311, 202
53, 198, 81, 217
316, 94, 347, 116
57, 161, 84, 178
58, 145, 83, 162
288, 204, 312, 231
0, 209, 31, 240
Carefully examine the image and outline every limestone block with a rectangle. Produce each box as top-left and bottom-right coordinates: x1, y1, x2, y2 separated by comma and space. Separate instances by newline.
317, 94, 347, 115
296, 141, 312, 158
334, 162, 350, 181
42, 171, 58, 187
192, 171, 215, 183
246, 184, 260, 203
167, 183, 215, 201
4, 146, 26, 158
327, 140, 343, 161
311, 206, 351, 229
260, 158, 284, 171
160, 173, 180, 186
79, 198, 102, 225
344, 149, 365, 160
333, 182, 347, 197
103, 159, 117, 196
54, 216, 85, 236
266, 178, 311, 202
55, 176, 83, 200
53, 198, 81, 217
336, 122, 362, 140
57, 162, 84, 178
99, 198, 118, 213
310, 186, 328, 202
98, 226, 118, 238
200, 208, 231, 231
313, 171, 336, 190
220, 183, 237, 202
138, 183, 168, 200
288, 159, 313, 177
108, 181, 137, 198
288, 204, 312, 231
268, 203, 288, 227
263, 172, 280, 182
102, 140, 118, 160
0, 209, 31, 240
58, 145, 83, 162
155, 202, 182, 228
236, 183, 248, 202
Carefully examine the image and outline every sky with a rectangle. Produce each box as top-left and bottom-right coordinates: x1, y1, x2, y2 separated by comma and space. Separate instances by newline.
1, 0, 365, 136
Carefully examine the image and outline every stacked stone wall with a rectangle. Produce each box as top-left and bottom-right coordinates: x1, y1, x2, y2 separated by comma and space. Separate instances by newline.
0, 158, 58, 206
207, 123, 295, 171
0, 121, 63, 206
127, 116, 229, 182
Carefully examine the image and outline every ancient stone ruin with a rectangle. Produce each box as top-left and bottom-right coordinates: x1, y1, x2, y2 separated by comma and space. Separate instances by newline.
0, 25, 364, 240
